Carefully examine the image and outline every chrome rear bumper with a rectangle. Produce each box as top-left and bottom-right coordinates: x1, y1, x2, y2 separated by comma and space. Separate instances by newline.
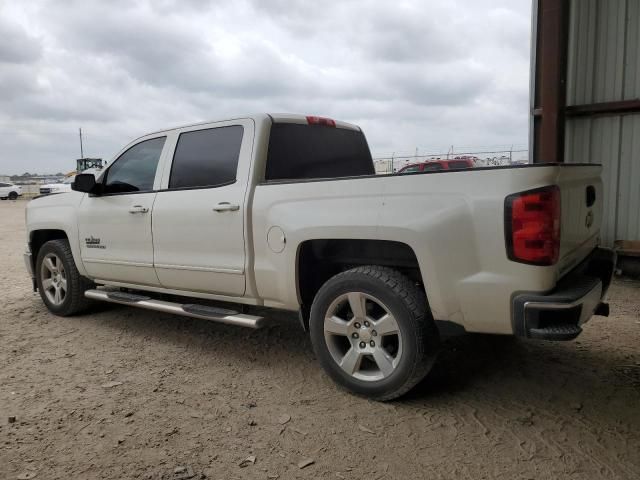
512, 247, 616, 341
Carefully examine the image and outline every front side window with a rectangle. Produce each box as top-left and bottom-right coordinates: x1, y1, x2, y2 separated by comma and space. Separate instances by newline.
169, 126, 244, 189
103, 137, 166, 194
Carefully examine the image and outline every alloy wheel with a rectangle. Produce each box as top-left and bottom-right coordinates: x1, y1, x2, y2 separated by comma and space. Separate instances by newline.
41, 253, 67, 306
323, 292, 403, 382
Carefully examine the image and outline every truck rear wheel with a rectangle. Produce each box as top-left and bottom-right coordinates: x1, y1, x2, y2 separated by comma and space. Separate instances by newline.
36, 239, 94, 316
309, 266, 439, 401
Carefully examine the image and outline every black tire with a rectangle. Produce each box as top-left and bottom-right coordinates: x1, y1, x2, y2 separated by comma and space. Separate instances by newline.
309, 266, 439, 401
36, 239, 95, 316
8, 191, 18, 200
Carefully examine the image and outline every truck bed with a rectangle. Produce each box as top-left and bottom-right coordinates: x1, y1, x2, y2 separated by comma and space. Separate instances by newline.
253, 162, 603, 335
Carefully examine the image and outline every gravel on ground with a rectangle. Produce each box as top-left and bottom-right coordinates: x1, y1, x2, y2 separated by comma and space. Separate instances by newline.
1, 200, 639, 479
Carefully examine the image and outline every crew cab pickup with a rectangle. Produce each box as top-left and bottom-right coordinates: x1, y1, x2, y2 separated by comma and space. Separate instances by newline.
24, 114, 615, 400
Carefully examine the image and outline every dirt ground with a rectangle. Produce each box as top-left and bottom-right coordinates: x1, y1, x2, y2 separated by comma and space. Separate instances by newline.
1, 200, 639, 480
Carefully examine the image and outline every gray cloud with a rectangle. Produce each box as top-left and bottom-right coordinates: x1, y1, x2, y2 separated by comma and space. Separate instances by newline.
0, 16, 42, 64
0, 0, 531, 174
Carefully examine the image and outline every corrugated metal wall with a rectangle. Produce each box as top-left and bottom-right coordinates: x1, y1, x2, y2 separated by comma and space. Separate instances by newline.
565, 0, 640, 246
566, 115, 640, 246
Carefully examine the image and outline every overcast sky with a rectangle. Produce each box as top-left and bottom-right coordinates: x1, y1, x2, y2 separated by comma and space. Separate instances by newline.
0, 0, 531, 175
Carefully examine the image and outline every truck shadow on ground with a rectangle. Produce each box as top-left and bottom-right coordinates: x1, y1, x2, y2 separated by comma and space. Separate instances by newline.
407, 332, 638, 407
74, 300, 637, 411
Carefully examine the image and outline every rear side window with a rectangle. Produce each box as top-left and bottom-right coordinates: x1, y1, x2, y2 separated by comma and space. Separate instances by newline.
104, 137, 166, 194
0, 183, 8, 187
265, 123, 374, 181
169, 126, 244, 189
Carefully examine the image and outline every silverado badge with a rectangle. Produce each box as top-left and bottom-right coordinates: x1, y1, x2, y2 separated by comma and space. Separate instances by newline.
85, 236, 106, 249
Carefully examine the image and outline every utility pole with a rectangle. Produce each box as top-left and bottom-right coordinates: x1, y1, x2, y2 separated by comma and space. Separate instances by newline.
79, 128, 84, 158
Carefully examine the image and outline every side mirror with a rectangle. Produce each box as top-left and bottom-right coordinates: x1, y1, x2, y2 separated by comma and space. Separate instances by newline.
72, 174, 98, 194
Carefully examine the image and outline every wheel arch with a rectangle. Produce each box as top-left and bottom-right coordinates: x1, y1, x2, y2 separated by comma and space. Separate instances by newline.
29, 229, 70, 273
296, 239, 425, 330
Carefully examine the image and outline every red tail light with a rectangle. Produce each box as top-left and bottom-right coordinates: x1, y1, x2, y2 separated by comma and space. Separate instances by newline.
505, 186, 561, 265
306, 116, 336, 127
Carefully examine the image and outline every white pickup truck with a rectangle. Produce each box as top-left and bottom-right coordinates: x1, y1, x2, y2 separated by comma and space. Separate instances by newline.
39, 176, 75, 196
24, 114, 616, 400
39, 169, 103, 196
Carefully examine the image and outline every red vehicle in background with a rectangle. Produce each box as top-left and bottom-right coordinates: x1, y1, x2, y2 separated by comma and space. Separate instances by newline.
398, 157, 475, 173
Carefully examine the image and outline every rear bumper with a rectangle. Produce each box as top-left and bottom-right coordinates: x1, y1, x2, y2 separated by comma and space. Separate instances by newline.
512, 247, 616, 341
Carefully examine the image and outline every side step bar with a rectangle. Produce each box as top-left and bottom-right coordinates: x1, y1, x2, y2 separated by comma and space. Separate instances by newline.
84, 289, 265, 329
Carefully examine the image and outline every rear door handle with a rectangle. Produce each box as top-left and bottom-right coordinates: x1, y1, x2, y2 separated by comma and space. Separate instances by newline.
213, 202, 240, 212
129, 205, 149, 214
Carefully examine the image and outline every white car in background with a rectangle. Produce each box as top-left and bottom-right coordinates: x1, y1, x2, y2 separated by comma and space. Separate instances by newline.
0, 182, 22, 200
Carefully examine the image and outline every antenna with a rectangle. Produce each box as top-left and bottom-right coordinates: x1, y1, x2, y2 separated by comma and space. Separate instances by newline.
79, 128, 84, 158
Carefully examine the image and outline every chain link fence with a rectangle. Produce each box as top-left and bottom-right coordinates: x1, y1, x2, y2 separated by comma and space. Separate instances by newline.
373, 149, 530, 174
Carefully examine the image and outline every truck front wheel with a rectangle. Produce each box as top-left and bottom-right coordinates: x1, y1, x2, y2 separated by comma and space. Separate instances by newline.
36, 239, 94, 316
309, 266, 439, 401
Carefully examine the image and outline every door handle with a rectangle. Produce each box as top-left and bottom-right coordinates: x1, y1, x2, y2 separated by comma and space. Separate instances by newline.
129, 205, 149, 214
213, 202, 240, 212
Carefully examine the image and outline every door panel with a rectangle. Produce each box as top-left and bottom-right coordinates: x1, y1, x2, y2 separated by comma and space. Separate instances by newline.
77, 134, 169, 286
151, 120, 253, 296
152, 184, 246, 294
78, 193, 160, 285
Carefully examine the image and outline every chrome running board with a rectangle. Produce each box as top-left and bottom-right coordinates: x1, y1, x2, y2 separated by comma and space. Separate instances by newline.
84, 289, 265, 329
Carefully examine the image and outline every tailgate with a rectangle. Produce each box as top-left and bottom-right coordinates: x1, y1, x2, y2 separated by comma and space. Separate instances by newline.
556, 165, 603, 276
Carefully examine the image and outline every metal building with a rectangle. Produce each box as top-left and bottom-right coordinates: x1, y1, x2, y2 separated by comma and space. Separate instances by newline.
531, 0, 640, 252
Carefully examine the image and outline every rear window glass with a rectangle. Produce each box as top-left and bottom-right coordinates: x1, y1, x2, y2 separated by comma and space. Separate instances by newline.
169, 126, 244, 189
265, 123, 374, 181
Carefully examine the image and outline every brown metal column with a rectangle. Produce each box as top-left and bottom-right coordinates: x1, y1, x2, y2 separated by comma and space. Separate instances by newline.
533, 0, 570, 164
